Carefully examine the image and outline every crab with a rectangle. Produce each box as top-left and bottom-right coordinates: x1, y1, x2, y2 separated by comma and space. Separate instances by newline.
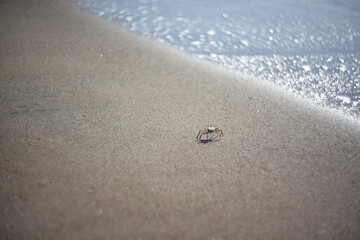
196, 125, 224, 141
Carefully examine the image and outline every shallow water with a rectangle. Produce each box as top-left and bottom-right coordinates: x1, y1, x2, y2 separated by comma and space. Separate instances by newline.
75, 0, 360, 118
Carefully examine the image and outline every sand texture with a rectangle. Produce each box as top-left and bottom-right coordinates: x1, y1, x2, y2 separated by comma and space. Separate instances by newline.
1, 0, 360, 239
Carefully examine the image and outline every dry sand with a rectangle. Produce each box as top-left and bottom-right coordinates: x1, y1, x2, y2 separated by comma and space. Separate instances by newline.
1, 0, 360, 239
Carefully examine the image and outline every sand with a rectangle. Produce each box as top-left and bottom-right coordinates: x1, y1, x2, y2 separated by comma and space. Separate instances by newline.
1, 0, 360, 239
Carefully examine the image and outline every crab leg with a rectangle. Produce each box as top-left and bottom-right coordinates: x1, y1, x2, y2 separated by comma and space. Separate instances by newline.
210, 132, 220, 140
197, 131, 205, 140
216, 130, 224, 137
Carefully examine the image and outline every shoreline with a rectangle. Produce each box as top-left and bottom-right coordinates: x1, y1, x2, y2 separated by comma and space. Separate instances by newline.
1, 0, 360, 239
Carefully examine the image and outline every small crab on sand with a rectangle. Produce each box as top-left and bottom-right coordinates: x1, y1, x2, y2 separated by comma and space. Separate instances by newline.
196, 125, 224, 141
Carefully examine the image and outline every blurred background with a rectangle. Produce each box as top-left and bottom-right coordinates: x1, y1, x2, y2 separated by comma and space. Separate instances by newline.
75, 0, 360, 118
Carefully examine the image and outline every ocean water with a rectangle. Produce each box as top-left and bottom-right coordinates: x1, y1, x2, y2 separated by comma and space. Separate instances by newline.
75, 0, 360, 118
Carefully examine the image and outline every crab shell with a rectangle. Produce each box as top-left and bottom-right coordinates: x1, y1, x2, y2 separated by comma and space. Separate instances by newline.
208, 127, 215, 132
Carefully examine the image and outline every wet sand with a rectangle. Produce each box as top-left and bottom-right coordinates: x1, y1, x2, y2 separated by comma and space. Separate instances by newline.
1, 0, 360, 239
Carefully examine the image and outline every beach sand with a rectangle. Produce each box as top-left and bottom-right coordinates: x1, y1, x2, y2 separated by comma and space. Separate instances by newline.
1, 0, 360, 239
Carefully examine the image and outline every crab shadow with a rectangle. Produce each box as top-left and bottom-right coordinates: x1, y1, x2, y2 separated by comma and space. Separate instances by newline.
195, 139, 221, 144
